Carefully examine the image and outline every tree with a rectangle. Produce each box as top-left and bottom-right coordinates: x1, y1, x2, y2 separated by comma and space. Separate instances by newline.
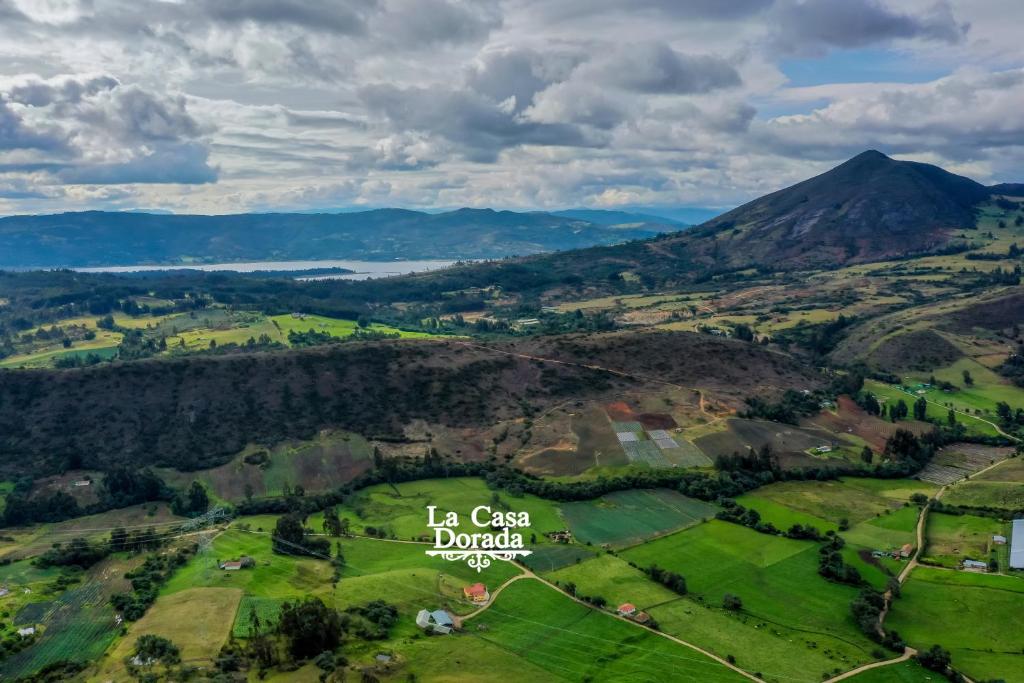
962, 369, 974, 386
272, 514, 307, 555
722, 594, 743, 611
323, 507, 343, 537
860, 446, 873, 464
913, 397, 928, 421
917, 644, 952, 673
187, 481, 209, 515
277, 597, 343, 659
947, 409, 957, 427
131, 634, 181, 668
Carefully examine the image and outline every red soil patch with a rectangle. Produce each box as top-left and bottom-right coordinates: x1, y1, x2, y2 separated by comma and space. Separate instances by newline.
637, 413, 678, 430
804, 395, 931, 452
605, 401, 637, 421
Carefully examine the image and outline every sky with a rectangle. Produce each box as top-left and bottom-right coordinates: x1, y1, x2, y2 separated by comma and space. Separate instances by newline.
0, 0, 1022, 215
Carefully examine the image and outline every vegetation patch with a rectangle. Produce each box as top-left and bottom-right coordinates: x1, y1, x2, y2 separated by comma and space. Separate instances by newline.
561, 489, 718, 548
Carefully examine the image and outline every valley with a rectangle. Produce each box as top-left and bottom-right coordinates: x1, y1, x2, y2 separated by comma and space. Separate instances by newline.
0, 152, 1022, 682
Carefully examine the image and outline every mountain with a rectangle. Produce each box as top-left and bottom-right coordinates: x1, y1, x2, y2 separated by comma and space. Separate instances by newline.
0, 207, 664, 268
685, 150, 992, 268
550, 209, 687, 229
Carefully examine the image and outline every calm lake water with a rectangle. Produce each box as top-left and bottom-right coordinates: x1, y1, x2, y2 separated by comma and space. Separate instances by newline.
75, 259, 461, 281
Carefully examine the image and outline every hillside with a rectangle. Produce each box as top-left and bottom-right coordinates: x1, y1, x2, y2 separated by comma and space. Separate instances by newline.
0, 208, 665, 268
0, 330, 820, 477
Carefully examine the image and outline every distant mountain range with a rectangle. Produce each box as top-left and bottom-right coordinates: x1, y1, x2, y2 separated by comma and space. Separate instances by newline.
369, 151, 1022, 299
0, 208, 686, 268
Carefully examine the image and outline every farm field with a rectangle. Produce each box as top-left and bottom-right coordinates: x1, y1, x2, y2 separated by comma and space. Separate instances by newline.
560, 489, 718, 547
886, 567, 1024, 682
921, 511, 1004, 568
620, 521, 877, 675
864, 380, 1002, 438
943, 455, 1024, 509
92, 587, 242, 681
0, 503, 184, 561
735, 478, 934, 530
521, 544, 597, 572
917, 442, 1013, 486
270, 313, 434, 341
844, 659, 945, 682
913, 357, 1024, 415
0, 554, 138, 679
307, 477, 565, 542
545, 553, 679, 609
468, 579, 749, 682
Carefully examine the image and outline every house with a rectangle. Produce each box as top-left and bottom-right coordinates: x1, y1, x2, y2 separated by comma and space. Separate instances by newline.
219, 556, 254, 571
814, 445, 832, 454
993, 535, 1007, 545
547, 530, 573, 543
962, 559, 988, 571
416, 609, 454, 634
375, 654, 392, 664
1011, 519, 1024, 570
871, 550, 886, 558
899, 543, 914, 558
617, 603, 637, 617
73, 480, 91, 487
17, 627, 35, 637
463, 583, 489, 603
632, 611, 652, 625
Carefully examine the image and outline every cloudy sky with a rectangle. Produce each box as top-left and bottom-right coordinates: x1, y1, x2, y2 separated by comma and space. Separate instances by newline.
1, 0, 1022, 215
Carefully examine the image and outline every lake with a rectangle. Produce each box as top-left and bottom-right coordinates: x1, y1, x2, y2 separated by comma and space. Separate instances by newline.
75, 259, 461, 280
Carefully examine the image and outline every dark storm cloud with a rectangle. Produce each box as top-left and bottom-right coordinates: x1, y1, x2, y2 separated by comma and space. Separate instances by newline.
0, 101, 68, 152
57, 142, 217, 184
372, 0, 501, 48
202, 0, 377, 34
594, 44, 741, 94
359, 83, 597, 162
772, 0, 967, 52
466, 48, 583, 112
524, 0, 773, 22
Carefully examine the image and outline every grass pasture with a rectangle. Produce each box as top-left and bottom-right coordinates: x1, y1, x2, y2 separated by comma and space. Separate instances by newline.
546, 553, 679, 609
736, 478, 933, 529
885, 567, 1024, 682
469, 579, 748, 682
621, 521, 877, 676
521, 544, 598, 572
561, 489, 718, 548
270, 313, 433, 342
943, 455, 1024, 509
922, 511, 1004, 568
316, 477, 565, 542
94, 587, 242, 681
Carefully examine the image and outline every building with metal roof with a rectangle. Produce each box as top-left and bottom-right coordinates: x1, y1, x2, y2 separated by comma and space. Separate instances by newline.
1011, 519, 1024, 570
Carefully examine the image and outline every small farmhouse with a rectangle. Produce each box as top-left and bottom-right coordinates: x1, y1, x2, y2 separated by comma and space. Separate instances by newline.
899, 543, 913, 558
962, 559, 988, 571
17, 627, 35, 637
463, 583, 489, 603
993, 535, 1007, 545
219, 556, 254, 571
416, 609, 454, 635
617, 603, 637, 617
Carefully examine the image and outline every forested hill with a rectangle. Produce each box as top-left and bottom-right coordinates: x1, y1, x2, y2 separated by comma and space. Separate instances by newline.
0, 208, 677, 268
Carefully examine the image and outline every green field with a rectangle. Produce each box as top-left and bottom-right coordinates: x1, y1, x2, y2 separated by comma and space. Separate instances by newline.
621, 521, 877, 677
311, 477, 566, 542
736, 478, 934, 530
468, 579, 749, 682
921, 511, 1004, 568
561, 489, 718, 548
844, 659, 945, 682
864, 380, 1001, 438
521, 544, 598, 572
886, 567, 1024, 682
546, 553, 679, 609
270, 313, 435, 341
917, 357, 1024, 415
